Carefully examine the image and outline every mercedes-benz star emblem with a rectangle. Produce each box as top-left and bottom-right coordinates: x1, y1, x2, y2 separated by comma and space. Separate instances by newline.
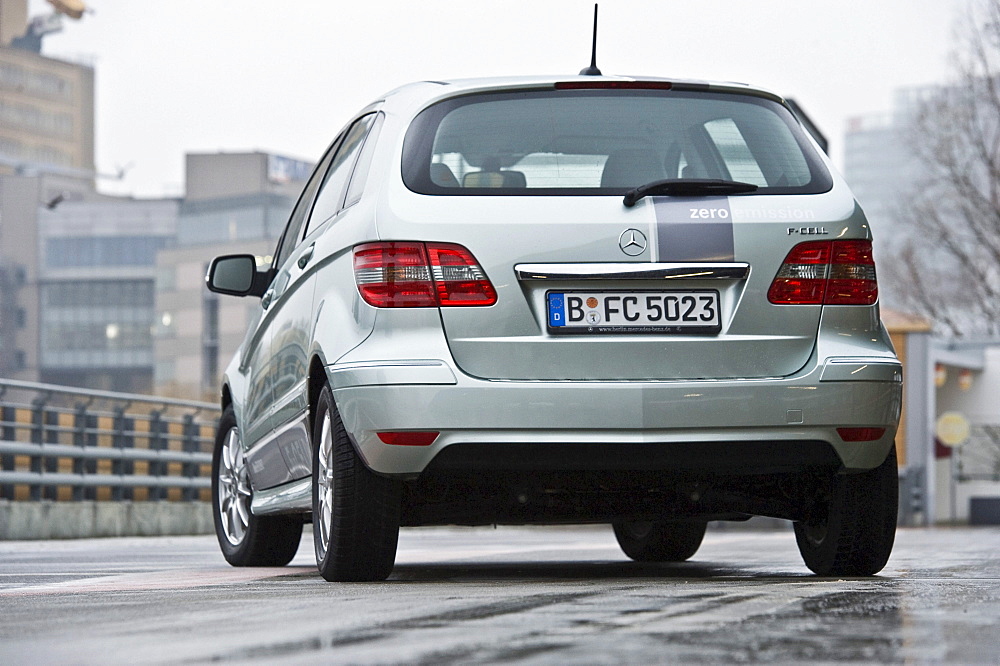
619, 229, 647, 256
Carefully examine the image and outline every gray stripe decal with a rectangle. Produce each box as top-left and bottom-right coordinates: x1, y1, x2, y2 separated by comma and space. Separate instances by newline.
653, 196, 734, 262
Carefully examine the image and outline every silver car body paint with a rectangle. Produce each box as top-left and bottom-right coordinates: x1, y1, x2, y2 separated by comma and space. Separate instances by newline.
216, 76, 901, 506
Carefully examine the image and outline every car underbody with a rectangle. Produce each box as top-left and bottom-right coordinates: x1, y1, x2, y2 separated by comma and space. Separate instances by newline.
400, 441, 844, 526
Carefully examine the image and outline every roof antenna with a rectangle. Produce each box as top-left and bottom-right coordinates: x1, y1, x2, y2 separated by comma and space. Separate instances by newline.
579, 4, 602, 76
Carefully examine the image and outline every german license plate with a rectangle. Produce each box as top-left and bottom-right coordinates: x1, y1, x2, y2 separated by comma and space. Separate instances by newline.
546, 290, 721, 334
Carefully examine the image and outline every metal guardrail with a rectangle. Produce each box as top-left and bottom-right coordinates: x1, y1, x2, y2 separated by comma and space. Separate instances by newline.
0, 378, 221, 502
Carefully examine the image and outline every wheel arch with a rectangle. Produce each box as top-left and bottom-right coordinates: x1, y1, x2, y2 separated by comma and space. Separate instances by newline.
308, 354, 330, 438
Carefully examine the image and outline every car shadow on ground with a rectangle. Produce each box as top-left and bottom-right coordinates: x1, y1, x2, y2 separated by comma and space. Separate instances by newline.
385, 560, 815, 583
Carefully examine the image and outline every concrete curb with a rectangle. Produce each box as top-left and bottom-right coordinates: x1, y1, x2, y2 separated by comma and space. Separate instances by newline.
0, 500, 214, 540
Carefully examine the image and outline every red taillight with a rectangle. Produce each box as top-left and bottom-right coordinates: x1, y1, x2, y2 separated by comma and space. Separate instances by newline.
377, 431, 439, 446
554, 81, 673, 91
353, 242, 437, 307
826, 241, 878, 305
836, 427, 886, 442
426, 244, 498, 306
354, 242, 497, 308
768, 240, 877, 306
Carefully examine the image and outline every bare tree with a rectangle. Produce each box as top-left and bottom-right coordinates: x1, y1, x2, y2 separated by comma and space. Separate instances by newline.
888, 0, 1000, 336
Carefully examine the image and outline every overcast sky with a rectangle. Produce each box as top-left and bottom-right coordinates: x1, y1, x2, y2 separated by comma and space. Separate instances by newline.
30, 0, 967, 198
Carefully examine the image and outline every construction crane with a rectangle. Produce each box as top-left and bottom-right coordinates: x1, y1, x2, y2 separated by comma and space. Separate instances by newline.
11, 0, 88, 52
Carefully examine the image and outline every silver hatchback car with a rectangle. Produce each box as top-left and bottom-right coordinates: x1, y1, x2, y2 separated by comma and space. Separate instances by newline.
207, 74, 901, 581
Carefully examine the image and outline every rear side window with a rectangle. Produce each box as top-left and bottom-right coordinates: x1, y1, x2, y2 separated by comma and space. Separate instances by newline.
402, 89, 830, 195
272, 145, 338, 271
307, 113, 377, 232
344, 113, 384, 208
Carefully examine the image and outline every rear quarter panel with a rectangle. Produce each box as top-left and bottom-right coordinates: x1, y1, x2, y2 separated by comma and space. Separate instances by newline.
309, 168, 384, 371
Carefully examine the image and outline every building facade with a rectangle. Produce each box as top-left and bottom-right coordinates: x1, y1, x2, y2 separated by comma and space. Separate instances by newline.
35, 198, 178, 393
0, 43, 95, 177
0, 170, 106, 381
2, 151, 311, 396
153, 152, 312, 400
0, 2, 314, 398
0, 0, 99, 382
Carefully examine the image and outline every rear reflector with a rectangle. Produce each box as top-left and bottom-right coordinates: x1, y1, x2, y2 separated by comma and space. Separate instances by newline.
377, 431, 439, 446
354, 242, 497, 308
836, 427, 886, 442
768, 240, 878, 305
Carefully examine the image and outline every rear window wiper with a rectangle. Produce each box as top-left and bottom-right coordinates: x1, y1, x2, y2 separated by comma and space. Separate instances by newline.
623, 179, 759, 207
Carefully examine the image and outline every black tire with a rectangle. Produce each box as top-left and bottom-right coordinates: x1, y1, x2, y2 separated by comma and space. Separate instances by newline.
613, 520, 707, 562
312, 384, 401, 582
212, 405, 302, 567
794, 445, 898, 576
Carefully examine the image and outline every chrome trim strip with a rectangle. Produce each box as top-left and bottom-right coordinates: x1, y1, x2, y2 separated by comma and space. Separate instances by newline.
251, 477, 312, 516
514, 262, 751, 281
820, 359, 903, 383
328, 359, 457, 389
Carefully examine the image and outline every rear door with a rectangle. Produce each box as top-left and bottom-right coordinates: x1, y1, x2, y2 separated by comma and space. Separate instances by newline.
396, 85, 847, 381
407, 195, 846, 381
242, 141, 336, 489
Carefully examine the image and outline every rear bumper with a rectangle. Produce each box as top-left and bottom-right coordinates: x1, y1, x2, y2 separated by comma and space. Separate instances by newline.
329, 357, 901, 478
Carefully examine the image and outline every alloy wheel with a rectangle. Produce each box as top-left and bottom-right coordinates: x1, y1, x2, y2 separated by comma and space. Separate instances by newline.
217, 427, 251, 545
315, 411, 335, 560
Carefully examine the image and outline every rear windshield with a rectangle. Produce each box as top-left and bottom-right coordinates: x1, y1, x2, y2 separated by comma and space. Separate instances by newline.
402, 88, 832, 196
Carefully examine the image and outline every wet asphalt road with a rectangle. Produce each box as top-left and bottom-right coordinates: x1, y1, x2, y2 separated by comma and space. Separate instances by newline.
1, 525, 999, 664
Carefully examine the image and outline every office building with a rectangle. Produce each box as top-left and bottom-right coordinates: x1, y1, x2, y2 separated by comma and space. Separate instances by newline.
0, 0, 98, 381
36, 198, 178, 392
0, 6, 95, 177
154, 152, 312, 399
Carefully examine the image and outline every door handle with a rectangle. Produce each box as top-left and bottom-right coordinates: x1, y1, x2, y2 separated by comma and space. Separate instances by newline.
261, 288, 275, 310
297, 244, 315, 269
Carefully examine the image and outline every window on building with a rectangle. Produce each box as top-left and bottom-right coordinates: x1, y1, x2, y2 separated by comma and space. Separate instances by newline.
39, 280, 156, 369
45, 237, 169, 269
202, 288, 220, 390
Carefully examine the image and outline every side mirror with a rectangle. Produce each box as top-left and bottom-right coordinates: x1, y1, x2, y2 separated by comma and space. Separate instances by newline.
206, 254, 269, 297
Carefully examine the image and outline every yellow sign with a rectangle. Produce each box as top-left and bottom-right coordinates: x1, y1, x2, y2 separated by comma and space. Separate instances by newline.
936, 411, 970, 448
